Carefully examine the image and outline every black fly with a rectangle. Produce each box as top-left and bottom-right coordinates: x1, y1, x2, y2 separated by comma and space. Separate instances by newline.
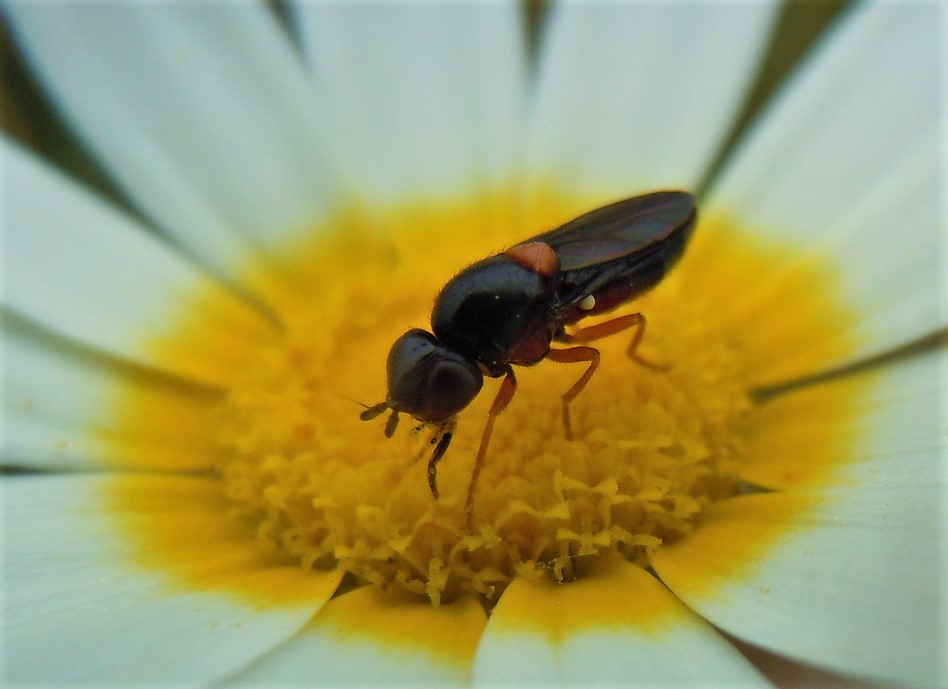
361, 191, 697, 523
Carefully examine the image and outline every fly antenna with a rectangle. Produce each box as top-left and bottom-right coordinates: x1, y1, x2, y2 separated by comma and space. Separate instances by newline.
359, 401, 390, 422
332, 393, 382, 413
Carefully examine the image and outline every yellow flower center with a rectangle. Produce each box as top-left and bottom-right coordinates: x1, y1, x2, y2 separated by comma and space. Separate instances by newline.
204, 189, 853, 609
103, 187, 861, 612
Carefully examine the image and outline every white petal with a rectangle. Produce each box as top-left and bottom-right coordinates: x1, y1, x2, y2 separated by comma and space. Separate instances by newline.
5, 2, 344, 281
2, 139, 274, 386
3, 315, 219, 472
526, 0, 778, 206
734, 639, 917, 689
3, 474, 342, 687
293, 2, 526, 205
743, 346, 946, 490
224, 587, 486, 687
652, 486, 944, 688
474, 556, 768, 688
707, 1, 942, 368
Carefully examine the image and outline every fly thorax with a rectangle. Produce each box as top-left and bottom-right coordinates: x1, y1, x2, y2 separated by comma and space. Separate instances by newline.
431, 255, 554, 369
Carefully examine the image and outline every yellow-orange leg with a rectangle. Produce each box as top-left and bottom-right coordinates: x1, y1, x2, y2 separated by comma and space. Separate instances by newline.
550, 313, 665, 439
560, 312, 666, 370
464, 366, 517, 529
545, 346, 600, 440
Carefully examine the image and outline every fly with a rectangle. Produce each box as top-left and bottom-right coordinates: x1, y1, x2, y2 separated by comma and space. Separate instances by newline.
361, 191, 697, 525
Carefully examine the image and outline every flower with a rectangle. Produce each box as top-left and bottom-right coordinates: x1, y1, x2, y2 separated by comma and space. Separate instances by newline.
2, 2, 943, 688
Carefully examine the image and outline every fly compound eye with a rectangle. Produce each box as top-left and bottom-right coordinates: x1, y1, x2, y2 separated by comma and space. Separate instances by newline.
383, 329, 481, 423
425, 358, 483, 419
384, 329, 440, 415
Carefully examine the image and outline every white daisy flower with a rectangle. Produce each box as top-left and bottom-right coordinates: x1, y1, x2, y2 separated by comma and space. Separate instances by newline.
2, 2, 943, 688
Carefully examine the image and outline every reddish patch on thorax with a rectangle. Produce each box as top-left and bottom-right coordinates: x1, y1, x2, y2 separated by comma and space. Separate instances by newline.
505, 242, 558, 277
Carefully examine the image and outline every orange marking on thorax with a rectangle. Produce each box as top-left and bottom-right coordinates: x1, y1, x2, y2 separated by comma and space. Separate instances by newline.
505, 242, 559, 277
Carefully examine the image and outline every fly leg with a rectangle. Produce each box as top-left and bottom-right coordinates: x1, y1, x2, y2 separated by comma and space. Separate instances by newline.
464, 366, 517, 529
559, 312, 666, 370
550, 313, 666, 439
545, 346, 600, 440
409, 422, 444, 467
425, 418, 456, 499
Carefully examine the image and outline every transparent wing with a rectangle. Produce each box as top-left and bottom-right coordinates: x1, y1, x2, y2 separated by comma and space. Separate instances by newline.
526, 191, 696, 271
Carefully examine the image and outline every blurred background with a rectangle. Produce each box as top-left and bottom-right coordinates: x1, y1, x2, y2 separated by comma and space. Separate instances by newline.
1, 0, 849, 223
